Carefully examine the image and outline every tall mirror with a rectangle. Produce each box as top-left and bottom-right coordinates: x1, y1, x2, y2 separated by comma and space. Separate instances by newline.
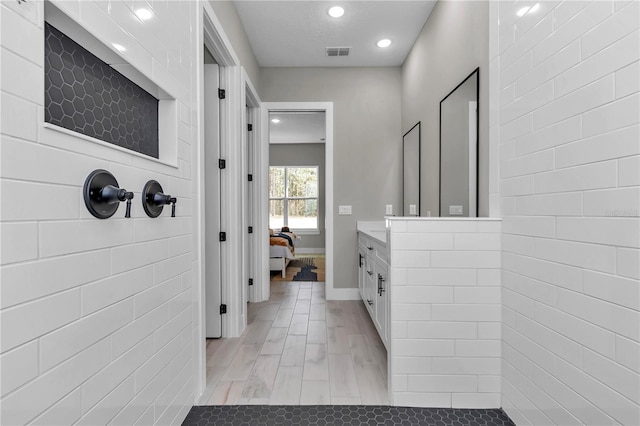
403, 122, 421, 216
440, 68, 479, 217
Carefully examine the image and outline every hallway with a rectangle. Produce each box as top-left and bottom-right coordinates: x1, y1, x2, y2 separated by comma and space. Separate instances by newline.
202, 281, 388, 405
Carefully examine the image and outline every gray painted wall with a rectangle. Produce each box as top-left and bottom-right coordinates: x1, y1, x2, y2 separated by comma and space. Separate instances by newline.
261, 67, 402, 289
269, 143, 326, 251
402, 0, 489, 217
209, 1, 261, 92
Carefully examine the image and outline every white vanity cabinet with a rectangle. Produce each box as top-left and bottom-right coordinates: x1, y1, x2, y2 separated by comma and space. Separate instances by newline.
357, 229, 389, 349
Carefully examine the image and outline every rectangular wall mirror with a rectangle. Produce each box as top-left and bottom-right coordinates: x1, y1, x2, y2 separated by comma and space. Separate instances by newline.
403, 122, 421, 216
439, 68, 479, 217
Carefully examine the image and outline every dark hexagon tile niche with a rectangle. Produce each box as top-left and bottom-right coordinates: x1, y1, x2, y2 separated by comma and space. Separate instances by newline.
44, 22, 159, 158
181, 406, 517, 426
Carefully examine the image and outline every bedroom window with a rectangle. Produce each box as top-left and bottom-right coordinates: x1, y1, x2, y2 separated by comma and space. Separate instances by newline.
269, 166, 319, 232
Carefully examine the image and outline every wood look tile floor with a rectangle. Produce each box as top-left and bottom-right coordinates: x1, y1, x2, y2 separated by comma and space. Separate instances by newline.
201, 281, 388, 406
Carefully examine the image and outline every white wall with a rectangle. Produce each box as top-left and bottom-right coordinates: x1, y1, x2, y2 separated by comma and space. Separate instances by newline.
261, 67, 403, 290
208, 0, 260, 95
402, 0, 490, 217
497, 1, 640, 424
0, 1, 198, 424
388, 218, 502, 408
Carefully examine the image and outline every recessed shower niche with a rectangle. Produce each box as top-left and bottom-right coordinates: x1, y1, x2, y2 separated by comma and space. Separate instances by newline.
43, 3, 177, 165
45, 22, 159, 157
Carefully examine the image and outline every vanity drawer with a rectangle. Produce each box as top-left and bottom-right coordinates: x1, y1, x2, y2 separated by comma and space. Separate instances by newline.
363, 237, 387, 265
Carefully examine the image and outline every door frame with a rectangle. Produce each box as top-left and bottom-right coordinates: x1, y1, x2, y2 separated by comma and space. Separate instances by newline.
196, 1, 247, 399
241, 70, 262, 303
259, 102, 336, 300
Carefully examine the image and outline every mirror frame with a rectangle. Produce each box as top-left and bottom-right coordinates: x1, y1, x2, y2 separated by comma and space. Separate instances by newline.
403, 121, 421, 216
439, 67, 479, 217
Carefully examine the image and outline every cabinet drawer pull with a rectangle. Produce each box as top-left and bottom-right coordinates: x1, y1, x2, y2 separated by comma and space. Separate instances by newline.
367, 299, 373, 306
377, 273, 386, 296
367, 246, 374, 251
367, 270, 373, 276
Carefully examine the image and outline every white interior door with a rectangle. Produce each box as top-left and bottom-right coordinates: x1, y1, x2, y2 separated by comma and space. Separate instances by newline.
204, 64, 222, 338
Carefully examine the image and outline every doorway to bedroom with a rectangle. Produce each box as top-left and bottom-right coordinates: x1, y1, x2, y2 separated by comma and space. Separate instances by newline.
268, 111, 326, 285
201, 103, 387, 404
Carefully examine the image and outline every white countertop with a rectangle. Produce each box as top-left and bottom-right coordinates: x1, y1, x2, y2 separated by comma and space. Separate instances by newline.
356, 221, 387, 244
361, 230, 386, 244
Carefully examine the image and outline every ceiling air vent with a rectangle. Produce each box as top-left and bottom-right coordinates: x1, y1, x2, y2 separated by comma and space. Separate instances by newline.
326, 47, 350, 57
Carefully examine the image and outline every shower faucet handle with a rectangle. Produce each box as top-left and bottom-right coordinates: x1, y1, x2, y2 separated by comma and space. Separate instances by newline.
169, 197, 177, 217
101, 185, 134, 218
123, 191, 133, 218
83, 170, 134, 219
142, 180, 177, 218
151, 192, 171, 205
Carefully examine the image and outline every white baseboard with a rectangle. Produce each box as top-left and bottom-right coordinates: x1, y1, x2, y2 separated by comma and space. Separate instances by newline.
326, 287, 360, 300
296, 248, 325, 255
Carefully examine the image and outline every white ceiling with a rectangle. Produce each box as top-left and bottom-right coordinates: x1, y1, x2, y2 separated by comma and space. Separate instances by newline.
233, 1, 437, 67
269, 111, 326, 143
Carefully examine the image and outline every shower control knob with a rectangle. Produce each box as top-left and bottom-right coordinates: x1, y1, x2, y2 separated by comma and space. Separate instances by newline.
142, 180, 177, 218
100, 185, 134, 218
83, 170, 134, 219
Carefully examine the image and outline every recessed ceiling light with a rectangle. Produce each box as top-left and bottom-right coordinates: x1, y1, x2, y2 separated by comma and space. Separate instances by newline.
271, 118, 280, 124
328, 6, 344, 18
376, 39, 392, 48
112, 43, 126, 52
134, 8, 153, 21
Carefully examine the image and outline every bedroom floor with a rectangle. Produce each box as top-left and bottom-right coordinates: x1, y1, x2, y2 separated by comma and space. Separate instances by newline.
201, 281, 388, 405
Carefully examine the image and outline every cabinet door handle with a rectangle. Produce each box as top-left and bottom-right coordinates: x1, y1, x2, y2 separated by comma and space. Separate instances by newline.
359, 254, 363, 268
377, 273, 386, 296
367, 246, 374, 251
367, 270, 373, 276
367, 299, 373, 306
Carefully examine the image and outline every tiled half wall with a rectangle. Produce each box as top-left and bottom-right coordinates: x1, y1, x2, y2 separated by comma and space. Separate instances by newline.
387, 218, 502, 408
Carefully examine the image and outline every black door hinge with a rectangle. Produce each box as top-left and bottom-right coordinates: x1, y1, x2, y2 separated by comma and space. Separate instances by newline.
248, 226, 253, 234
248, 124, 253, 131
220, 304, 227, 314
248, 174, 253, 182
248, 278, 254, 286
218, 88, 226, 99
219, 159, 226, 169
219, 232, 226, 242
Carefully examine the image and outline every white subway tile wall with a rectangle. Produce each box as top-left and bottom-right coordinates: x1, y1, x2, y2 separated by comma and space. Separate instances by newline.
0, 0, 196, 425
388, 219, 502, 408
498, 1, 640, 424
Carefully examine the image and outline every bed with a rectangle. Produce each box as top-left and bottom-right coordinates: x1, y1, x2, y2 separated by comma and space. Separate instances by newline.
269, 232, 299, 278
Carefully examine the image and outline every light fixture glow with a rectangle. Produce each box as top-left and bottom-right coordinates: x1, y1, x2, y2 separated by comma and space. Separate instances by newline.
112, 43, 126, 52
376, 39, 392, 48
134, 8, 153, 21
328, 6, 345, 18
516, 3, 539, 17
271, 118, 280, 124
